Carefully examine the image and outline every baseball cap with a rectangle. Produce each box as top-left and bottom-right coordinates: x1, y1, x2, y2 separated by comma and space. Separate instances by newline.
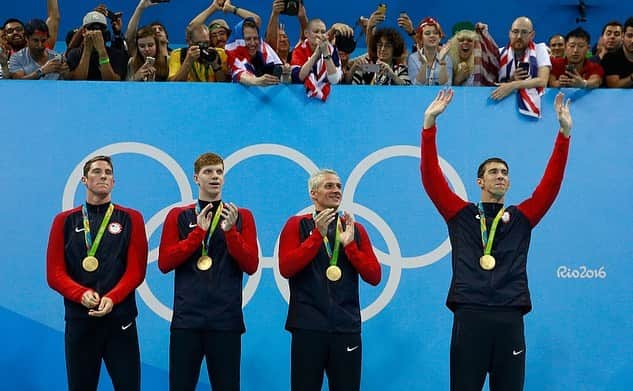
83, 11, 107, 27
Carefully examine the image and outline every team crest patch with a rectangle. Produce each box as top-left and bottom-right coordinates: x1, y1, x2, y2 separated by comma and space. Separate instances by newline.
108, 222, 123, 234
502, 211, 511, 223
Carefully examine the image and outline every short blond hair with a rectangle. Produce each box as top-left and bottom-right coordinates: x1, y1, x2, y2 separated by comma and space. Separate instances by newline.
308, 169, 338, 192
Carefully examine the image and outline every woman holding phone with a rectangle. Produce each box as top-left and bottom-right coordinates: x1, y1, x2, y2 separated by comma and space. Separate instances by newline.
127, 26, 168, 81
350, 27, 410, 85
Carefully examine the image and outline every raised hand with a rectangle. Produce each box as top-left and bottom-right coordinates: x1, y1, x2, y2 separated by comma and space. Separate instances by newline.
196, 202, 214, 231
339, 211, 355, 246
554, 92, 572, 137
220, 202, 239, 231
424, 88, 454, 127
314, 208, 337, 237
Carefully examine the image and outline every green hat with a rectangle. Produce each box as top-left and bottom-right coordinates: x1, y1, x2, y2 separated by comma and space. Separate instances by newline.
451, 21, 475, 36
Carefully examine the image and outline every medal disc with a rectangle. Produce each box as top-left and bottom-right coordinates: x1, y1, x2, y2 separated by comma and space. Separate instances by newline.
82, 256, 99, 272
479, 255, 496, 270
326, 265, 342, 281
197, 255, 213, 271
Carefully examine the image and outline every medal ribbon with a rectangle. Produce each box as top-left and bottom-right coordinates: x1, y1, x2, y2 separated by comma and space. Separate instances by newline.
82, 203, 114, 257
196, 202, 224, 257
314, 212, 341, 267
478, 202, 505, 256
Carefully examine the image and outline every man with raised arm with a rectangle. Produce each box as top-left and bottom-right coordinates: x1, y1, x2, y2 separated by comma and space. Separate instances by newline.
420, 89, 572, 391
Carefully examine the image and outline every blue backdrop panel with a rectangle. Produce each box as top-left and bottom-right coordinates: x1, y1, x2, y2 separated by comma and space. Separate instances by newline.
0, 82, 631, 390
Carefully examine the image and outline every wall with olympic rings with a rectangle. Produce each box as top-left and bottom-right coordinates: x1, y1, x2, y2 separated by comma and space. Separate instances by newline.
0, 82, 631, 390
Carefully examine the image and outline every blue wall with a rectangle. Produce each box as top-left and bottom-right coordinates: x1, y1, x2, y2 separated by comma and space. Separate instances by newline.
4, 0, 632, 49
1, 82, 632, 390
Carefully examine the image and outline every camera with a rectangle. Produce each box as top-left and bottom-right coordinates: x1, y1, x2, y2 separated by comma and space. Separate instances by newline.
281, 0, 301, 16
196, 41, 219, 65
104, 8, 122, 21
335, 32, 356, 54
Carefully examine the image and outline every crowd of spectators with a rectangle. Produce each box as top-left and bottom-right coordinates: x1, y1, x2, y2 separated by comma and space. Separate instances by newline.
1, 1, 632, 99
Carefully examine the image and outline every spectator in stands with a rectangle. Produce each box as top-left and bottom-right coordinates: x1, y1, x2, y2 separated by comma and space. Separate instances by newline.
408, 17, 451, 86
126, 0, 171, 65
0, 45, 8, 79
549, 27, 603, 88
127, 26, 168, 81
2, 19, 27, 55
189, 0, 261, 49
291, 18, 342, 100
333, 26, 357, 84
2, 0, 59, 55
548, 34, 566, 58
491, 16, 550, 102
8, 19, 68, 80
448, 22, 499, 87
602, 17, 633, 88
66, 11, 128, 81
225, 17, 284, 86
168, 23, 228, 82
264, 0, 309, 63
350, 28, 410, 85
594, 21, 622, 61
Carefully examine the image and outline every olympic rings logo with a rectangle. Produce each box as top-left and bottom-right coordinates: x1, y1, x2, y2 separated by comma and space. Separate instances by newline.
63, 143, 468, 322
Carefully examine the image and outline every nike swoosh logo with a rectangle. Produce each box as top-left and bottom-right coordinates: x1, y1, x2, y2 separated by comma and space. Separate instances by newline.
189, 223, 197, 228
513, 349, 524, 356
346, 346, 359, 352
121, 322, 133, 331
75, 227, 85, 233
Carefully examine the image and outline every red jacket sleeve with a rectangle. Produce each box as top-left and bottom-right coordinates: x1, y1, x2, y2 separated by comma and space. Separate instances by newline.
224, 208, 259, 275
158, 206, 206, 273
343, 223, 381, 286
517, 132, 570, 227
421, 126, 469, 221
104, 208, 148, 305
279, 215, 324, 278
46, 211, 90, 303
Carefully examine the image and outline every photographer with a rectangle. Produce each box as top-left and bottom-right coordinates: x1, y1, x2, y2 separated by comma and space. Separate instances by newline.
94, 4, 126, 53
66, 11, 127, 81
168, 23, 228, 82
189, 0, 262, 49
350, 27, 410, 85
264, 0, 309, 63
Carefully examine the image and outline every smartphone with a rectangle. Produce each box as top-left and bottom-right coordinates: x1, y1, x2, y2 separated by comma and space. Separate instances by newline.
272, 64, 283, 78
361, 63, 380, 73
149, 0, 171, 3
565, 64, 575, 73
517, 62, 529, 73
145, 56, 155, 65
377, 3, 387, 15
399, 11, 407, 18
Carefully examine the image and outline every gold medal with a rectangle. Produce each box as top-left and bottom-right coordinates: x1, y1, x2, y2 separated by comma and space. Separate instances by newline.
326, 265, 342, 281
82, 256, 99, 272
197, 255, 213, 271
479, 255, 496, 270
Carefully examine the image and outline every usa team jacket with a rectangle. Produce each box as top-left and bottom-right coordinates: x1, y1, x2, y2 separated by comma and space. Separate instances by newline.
46, 202, 148, 321
158, 201, 258, 332
421, 126, 570, 314
279, 214, 381, 333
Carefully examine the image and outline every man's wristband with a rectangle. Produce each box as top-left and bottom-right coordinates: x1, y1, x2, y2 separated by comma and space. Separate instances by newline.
35, 68, 44, 79
408, 30, 416, 37
233, 6, 239, 15
99, 57, 110, 65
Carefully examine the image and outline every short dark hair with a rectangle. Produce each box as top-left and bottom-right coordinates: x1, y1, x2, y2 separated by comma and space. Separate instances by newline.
548, 34, 564, 43
2, 18, 24, 30
194, 153, 224, 174
566, 27, 590, 44
242, 18, 259, 36
625, 17, 633, 31
601, 20, 622, 35
24, 19, 49, 37
477, 157, 508, 178
149, 21, 169, 39
83, 156, 113, 176
370, 28, 405, 62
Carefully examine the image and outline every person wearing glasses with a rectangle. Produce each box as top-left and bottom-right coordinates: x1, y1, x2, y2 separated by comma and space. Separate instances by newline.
491, 16, 550, 102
